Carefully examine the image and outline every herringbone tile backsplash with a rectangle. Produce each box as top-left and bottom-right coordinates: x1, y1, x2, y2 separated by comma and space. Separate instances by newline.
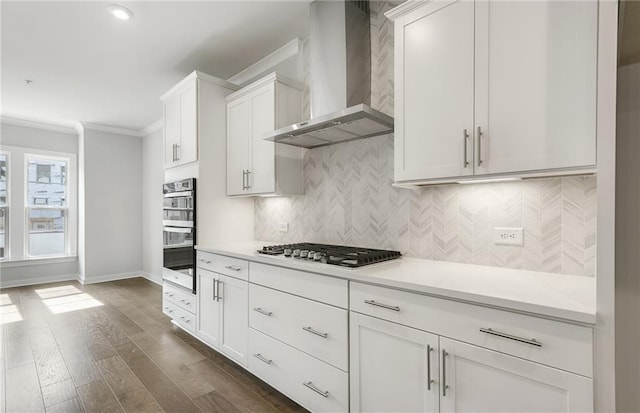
254, 0, 597, 277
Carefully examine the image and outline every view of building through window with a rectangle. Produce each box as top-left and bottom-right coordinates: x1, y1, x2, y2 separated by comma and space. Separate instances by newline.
0, 153, 7, 259
27, 157, 67, 256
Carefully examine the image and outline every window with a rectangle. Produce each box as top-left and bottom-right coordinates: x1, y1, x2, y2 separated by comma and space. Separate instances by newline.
0, 152, 8, 259
26, 156, 68, 257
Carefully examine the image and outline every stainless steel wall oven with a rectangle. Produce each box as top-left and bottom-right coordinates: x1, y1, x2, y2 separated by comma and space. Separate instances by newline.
162, 178, 196, 293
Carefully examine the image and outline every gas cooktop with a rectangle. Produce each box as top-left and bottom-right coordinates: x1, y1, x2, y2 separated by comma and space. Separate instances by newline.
257, 243, 402, 268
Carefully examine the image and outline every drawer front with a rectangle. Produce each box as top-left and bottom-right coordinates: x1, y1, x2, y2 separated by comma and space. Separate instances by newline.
197, 251, 248, 280
250, 262, 348, 308
163, 283, 196, 314
350, 282, 593, 377
162, 300, 196, 334
249, 283, 348, 370
248, 328, 349, 413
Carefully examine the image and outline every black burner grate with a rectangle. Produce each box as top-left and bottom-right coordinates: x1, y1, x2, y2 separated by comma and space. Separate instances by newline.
257, 243, 402, 268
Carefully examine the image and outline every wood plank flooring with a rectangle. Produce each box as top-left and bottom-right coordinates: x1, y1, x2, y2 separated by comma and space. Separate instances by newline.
0, 278, 307, 413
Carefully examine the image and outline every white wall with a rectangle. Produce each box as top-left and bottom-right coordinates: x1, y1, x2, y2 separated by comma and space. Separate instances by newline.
79, 126, 142, 283
142, 127, 163, 283
0, 122, 79, 287
615, 62, 640, 412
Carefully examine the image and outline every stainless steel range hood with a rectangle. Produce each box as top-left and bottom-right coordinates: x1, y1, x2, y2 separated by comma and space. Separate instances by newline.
264, 0, 394, 149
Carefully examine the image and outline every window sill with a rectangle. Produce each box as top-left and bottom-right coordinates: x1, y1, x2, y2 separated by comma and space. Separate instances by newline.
0, 255, 78, 268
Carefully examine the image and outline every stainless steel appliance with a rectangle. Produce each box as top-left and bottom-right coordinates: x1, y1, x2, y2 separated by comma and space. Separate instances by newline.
163, 178, 196, 292
257, 243, 401, 268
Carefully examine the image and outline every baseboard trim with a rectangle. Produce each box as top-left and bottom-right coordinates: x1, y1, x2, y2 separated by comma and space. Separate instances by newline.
0, 273, 79, 289
141, 272, 163, 286
78, 271, 144, 285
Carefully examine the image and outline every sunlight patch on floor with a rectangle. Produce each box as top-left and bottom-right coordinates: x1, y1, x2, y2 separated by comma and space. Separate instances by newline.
34, 285, 83, 299
0, 293, 12, 306
43, 292, 103, 314
0, 303, 23, 324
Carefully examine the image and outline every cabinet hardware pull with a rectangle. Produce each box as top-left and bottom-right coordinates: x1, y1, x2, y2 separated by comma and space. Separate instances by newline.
477, 126, 484, 166
225, 265, 242, 272
442, 349, 448, 397
199, 259, 211, 264
242, 170, 247, 190
427, 344, 433, 391
175, 144, 180, 161
303, 381, 329, 398
479, 327, 542, 347
172, 144, 176, 162
215, 279, 222, 302
364, 300, 400, 312
463, 129, 470, 168
245, 170, 251, 189
253, 353, 272, 364
253, 307, 273, 316
302, 326, 328, 338
212, 279, 218, 301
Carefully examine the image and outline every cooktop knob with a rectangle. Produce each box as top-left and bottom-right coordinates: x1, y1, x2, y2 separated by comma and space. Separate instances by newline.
284, 248, 292, 257
300, 250, 309, 258
293, 249, 301, 257
313, 252, 323, 261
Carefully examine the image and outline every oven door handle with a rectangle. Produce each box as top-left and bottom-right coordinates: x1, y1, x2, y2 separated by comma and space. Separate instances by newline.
163, 226, 193, 234
163, 191, 193, 198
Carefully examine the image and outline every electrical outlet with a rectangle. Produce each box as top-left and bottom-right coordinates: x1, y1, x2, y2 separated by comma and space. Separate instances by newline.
279, 222, 289, 233
494, 227, 524, 246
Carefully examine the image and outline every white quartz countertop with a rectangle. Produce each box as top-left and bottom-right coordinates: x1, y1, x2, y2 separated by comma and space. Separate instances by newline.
196, 241, 596, 325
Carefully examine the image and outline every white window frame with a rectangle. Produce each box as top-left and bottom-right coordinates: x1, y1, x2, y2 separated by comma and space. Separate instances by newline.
24, 152, 77, 259
0, 150, 10, 260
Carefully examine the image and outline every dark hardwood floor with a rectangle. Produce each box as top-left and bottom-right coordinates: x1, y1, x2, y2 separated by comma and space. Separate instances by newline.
0, 277, 307, 413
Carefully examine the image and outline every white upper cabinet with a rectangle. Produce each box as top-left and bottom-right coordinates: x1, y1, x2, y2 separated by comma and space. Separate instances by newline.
394, 0, 475, 182
226, 73, 304, 196
387, 0, 598, 184
161, 71, 238, 169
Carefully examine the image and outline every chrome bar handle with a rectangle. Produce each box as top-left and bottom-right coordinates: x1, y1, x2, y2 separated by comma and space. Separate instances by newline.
245, 170, 251, 189
427, 344, 433, 391
172, 144, 176, 162
303, 381, 329, 398
175, 144, 180, 161
479, 328, 542, 347
442, 349, 448, 397
199, 258, 212, 264
212, 278, 217, 301
302, 326, 328, 338
242, 170, 247, 190
225, 265, 242, 272
477, 126, 484, 166
253, 353, 272, 365
364, 300, 400, 312
463, 129, 470, 168
253, 307, 273, 317
215, 279, 222, 302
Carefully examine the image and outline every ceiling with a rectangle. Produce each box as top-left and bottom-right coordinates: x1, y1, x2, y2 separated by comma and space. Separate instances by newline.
1, 1, 310, 131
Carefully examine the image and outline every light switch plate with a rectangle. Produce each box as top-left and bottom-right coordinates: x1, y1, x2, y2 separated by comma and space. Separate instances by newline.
279, 222, 289, 233
494, 227, 524, 246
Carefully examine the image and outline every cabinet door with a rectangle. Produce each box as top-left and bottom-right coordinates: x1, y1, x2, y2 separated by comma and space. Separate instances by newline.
395, 0, 474, 182
248, 83, 276, 194
219, 274, 248, 366
439, 337, 593, 413
474, 0, 597, 175
164, 93, 180, 167
177, 81, 198, 165
197, 269, 221, 349
226, 97, 250, 195
350, 313, 439, 413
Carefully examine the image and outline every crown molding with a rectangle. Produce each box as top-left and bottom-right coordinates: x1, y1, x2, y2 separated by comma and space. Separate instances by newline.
160, 70, 238, 102
227, 38, 303, 87
141, 119, 163, 136
79, 122, 145, 137
385, 0, 429, 21
0, 115, 78, 135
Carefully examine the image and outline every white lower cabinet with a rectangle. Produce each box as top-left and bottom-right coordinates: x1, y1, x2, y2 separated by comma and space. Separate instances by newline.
196, 268, 248, 366
439, 337, 593, 413
248, 328, 349, 413
350, 313, 439, 413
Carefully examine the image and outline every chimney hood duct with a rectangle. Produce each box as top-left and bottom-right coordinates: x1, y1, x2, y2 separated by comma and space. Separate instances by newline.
263, 0, 394, 149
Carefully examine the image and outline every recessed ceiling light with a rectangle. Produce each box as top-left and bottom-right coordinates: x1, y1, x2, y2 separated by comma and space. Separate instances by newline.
107, 4, 133, 20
